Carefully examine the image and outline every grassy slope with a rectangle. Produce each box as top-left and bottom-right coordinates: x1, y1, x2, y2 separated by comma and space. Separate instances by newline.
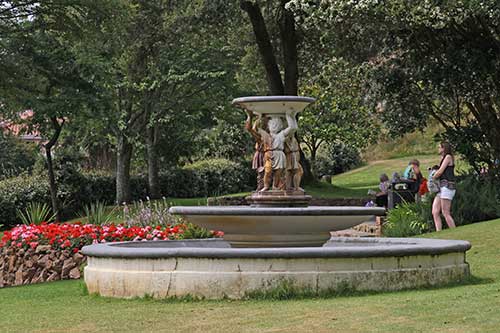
0, 219, 499, 332
362, 122, 442, 161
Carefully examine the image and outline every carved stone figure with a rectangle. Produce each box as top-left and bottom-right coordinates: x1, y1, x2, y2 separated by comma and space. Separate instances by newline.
245, 111, 266, 191
255, 112, 297, 191
285, 135, 303, 191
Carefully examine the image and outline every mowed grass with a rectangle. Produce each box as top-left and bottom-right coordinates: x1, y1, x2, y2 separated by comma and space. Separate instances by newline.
0, 219, 499, 332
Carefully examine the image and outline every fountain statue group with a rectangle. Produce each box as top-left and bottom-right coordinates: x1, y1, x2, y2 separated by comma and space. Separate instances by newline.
244, 110, 303, 193
83, 96, 469, 300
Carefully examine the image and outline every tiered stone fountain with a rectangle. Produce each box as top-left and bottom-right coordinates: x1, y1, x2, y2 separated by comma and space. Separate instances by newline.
82, 96, 471, 299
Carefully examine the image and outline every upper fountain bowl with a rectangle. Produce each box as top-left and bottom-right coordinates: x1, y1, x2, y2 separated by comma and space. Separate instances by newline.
231, 96, 315, 115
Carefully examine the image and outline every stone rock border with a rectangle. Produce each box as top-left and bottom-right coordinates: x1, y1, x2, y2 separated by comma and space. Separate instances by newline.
0, 245, 86, 287
83, 237, 471, 299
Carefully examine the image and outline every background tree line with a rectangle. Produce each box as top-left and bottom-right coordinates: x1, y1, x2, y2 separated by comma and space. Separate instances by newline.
2, 0, 498, 221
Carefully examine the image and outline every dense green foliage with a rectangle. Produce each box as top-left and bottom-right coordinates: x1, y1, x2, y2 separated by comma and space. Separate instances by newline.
0, 133, 36, 180
291, 0, 500, 174
312, 142, 362, 177
452, 175, 500, 226
383, 201, 432, 237
299, 58, 379, 163
0, 174, 51, 229
0, 158, 253, 228
183, 158, 254, 197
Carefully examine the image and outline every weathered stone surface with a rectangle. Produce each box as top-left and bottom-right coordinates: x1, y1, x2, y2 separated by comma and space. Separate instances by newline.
83, 237, 472, 300
61, 259, 76, 278
73, 253, 85, 265
69, 267, 80, 279
52, 259, 63, 274
15, 267, 24, 285
0, 246, 88, 288
37, 254, 50, 268
8, 256, 16, 272
24, 268, 37, 284
31, 268, 48, 284
46, 272, 59, 282
168, 206, 385, 247
44, 259, 53, 270
49, 251, 58, 260
35, 245, 51, 253
25, 259, 34, 268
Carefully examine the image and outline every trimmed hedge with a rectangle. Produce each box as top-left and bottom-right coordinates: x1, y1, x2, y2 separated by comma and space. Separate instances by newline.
0, 159, 254, 228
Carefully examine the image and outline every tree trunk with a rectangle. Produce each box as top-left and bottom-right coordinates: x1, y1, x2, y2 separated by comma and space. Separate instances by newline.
45, 146, 60, 222
240, 0, 284, 95
299, 149, 314, 183
116, 134, 133, 204
279, 1, 298, 95
146, 124, 161, 199
43, 117, 64, 222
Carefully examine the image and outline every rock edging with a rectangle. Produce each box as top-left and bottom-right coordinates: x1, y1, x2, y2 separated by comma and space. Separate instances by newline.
0, 245, 86, 287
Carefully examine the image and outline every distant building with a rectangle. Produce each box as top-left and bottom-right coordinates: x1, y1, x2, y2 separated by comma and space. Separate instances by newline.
0, 110, 43, 143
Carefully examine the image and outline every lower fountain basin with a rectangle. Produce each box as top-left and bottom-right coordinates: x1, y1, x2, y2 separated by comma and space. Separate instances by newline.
168, 206, 386, 247
82, 237, 471, 300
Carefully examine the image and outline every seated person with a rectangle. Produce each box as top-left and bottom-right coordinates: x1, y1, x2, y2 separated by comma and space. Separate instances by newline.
403, 159, 423, 193
368, 173, 390, 208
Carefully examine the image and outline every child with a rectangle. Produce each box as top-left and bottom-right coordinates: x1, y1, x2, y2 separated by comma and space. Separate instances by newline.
427, 165, 440, 193
368, 173, 389, 208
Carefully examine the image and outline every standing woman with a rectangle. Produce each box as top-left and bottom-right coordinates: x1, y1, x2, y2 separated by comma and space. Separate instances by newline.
432, 142, 457, 231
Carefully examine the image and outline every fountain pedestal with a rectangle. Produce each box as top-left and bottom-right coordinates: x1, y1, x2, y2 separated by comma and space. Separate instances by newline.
246, 190, 312, 207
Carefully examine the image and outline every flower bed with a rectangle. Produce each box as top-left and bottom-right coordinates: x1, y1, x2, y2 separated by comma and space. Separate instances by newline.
0, 223, 223, 287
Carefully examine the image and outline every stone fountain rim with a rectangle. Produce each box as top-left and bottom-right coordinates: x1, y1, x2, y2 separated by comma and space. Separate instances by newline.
82, 237, 471, 259
168, 206, 386, 216
231, 95, 316, 106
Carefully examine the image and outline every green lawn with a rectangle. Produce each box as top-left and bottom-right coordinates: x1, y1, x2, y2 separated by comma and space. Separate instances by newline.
1, 219, 499, 332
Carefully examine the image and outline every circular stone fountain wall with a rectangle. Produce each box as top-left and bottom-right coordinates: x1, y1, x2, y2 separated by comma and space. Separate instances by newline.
82, 237, 470, 299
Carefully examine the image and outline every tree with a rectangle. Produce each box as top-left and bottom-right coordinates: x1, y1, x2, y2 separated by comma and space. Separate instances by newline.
291, 0, 500, 174
0, 132, 36, 179
74, 0, 239, 202
0, 1, 109, 220
298, 58, 378, 165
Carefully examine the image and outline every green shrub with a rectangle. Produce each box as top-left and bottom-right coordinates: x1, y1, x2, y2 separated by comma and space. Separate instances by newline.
452, 175, 500, 226
183, 158, 253, 197
0, 175, 51, 229
0, 159, 254, 228
383, 202, 431, 237
313, 142, 362, 177
0, 134, 37, 180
